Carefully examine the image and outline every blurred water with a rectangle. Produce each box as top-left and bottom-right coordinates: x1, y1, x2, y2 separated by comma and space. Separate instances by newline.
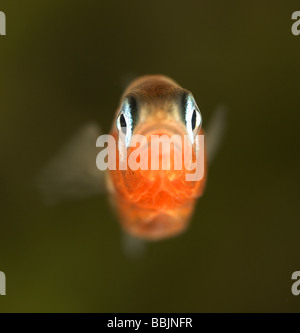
0, 1, 299, 312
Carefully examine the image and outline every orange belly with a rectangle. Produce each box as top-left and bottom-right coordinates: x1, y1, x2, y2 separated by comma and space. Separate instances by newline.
107, 135, 207, 240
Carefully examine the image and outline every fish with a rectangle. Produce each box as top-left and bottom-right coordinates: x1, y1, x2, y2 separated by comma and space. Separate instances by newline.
36, 75, 226, 252
106, 75, 206, 241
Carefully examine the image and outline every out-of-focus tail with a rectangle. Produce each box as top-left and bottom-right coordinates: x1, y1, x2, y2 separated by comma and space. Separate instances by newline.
122, 233, 147, 260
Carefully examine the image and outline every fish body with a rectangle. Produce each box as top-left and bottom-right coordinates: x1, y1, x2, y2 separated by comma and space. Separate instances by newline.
106, 75, 207, 240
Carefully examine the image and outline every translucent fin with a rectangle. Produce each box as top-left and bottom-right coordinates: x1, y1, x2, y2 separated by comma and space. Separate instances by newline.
205, 105, 227, 165
122, 233, 147, 260
36, 122, 104, 205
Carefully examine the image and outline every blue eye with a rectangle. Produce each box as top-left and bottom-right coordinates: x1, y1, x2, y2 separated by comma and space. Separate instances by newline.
185, 94, 202, 144
117, 98, 133, 147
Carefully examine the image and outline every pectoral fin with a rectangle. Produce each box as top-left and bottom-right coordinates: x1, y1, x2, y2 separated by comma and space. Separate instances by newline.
205, 105, 227, 165
36, 122, 104, 205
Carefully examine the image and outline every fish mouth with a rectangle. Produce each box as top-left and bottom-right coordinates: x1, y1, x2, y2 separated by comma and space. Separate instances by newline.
137, 120, 186, 138
127, 121, 188, 170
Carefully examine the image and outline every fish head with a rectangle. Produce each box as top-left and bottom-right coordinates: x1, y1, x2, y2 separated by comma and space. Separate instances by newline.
108, 75, 207, 240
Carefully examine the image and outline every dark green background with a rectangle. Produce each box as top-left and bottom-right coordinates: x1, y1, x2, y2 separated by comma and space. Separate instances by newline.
0, 1, 299, 312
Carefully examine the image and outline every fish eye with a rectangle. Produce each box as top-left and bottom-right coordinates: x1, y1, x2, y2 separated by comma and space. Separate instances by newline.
119, 113, 127, 134
191, 109, 197, 130
116, 98, 134, 147
185, 94, 202, 144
